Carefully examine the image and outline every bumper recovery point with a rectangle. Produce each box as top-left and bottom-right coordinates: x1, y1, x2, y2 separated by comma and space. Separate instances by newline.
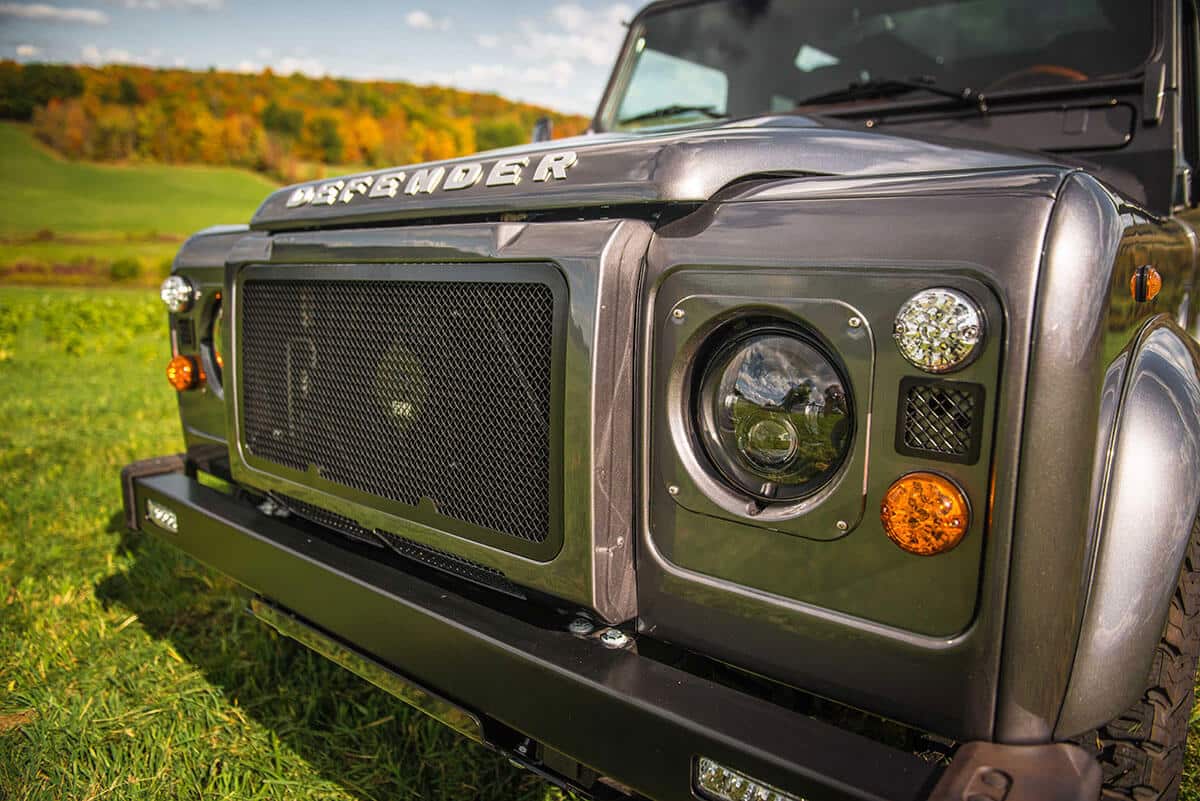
122, 460, 1101, 801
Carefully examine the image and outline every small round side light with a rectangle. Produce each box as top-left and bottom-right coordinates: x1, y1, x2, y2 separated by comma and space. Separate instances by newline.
880, 472, 970, 556
160, 275, 195, 313
166, 354, 199, 391
893, 288, 985, 373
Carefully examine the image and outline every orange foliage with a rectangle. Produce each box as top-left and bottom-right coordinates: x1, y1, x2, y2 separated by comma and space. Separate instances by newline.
7, 62, 590, 180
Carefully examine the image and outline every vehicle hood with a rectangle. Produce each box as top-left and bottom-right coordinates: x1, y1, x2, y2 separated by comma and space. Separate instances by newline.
250, 114, 1061, 232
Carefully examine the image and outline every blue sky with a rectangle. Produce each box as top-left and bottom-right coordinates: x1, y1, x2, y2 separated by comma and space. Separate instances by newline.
0, 0, 636, 114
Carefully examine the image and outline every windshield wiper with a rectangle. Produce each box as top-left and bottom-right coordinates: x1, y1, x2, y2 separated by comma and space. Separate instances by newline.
796, 76, 988, 113
617, 104, 727, 126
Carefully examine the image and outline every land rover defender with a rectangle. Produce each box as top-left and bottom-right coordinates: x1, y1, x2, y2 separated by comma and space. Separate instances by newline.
122, 1, 1200, 798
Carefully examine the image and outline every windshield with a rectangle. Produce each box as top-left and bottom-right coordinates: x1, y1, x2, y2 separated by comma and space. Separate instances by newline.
605, 0, 1154, 130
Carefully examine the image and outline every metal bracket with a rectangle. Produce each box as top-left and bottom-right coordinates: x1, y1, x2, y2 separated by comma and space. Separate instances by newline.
927, 741, 1101, 801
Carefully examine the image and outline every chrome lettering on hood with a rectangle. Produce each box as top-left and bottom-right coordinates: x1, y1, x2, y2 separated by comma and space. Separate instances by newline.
284, 150, 579, 210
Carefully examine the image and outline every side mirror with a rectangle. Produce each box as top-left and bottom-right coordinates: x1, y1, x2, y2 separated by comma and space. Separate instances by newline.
531, 116, 553, 143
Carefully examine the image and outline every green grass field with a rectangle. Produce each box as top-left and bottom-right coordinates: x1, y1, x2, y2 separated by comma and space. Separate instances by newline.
0, 124, 276, 287
0, 124, 275, 236
0, 286, 558, 800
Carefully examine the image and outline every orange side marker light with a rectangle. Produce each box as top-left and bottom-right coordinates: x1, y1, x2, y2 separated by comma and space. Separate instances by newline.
881, 472, 970, 556
166, 354, 199, 391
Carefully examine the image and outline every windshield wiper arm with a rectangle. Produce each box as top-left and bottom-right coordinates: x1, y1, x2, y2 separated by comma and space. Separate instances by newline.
797, 76, 988, 113
617, 104, 727, 125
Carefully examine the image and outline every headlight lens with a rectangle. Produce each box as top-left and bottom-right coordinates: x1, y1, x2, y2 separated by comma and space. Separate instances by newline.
160, 275, 195, 313
696, 327, 853, 502
892, 288, 984, 373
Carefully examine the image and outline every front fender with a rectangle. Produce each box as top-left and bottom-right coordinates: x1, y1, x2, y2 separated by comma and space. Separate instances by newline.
1055, 317, 1200, 738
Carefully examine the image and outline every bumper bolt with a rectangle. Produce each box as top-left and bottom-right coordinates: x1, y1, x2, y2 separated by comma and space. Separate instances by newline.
599, 628, 631, 649
568, 617, 594, 635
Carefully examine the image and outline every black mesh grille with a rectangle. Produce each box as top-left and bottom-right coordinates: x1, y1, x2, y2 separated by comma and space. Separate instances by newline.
240, 275, 556, 544
175, 317, 195, 349
374, 529, 525, 598
898, 379, 983, 464
276, 495, 524, 598
275, 494, 383, 548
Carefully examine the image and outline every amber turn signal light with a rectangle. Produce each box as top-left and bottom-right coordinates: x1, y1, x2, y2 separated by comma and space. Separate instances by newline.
880, 472, 970, 556
1130, 265, 1162, 303
166, 354, 199, 391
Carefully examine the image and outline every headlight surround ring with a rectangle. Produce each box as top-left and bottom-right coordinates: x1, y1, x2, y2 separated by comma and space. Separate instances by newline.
693, 322, 855, 504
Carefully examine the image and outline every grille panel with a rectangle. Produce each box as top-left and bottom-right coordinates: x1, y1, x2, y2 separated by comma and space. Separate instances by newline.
239, 271, 558, 545
896, 379, 984, 464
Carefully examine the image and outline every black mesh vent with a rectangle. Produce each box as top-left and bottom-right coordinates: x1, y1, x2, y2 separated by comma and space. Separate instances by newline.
276, 495, 524, 598
240, 275, 556, 544
276, 494, 382, 548
175, 317, 195, 349
896, 379, 984, 464
374, 529, 525, 598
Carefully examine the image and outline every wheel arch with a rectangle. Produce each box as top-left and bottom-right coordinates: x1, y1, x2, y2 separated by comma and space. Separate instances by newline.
1055, 316, 1200, 738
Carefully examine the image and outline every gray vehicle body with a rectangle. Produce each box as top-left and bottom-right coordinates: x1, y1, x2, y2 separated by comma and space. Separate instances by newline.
138, 0, 1200, 795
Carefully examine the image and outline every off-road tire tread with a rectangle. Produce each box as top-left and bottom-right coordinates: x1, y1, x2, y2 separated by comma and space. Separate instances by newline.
1075, 516, 1200, 801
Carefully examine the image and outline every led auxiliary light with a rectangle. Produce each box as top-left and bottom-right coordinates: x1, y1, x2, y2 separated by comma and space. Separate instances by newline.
160, 275, 196, 313
892, 288, 984, 373
694, 757, 805, 801
146, 499, 178, 533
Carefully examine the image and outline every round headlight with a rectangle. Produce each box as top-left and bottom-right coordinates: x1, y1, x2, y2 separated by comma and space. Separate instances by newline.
696, 327, 853, 502
892, 288, 984, 373
160, 275, 195, 313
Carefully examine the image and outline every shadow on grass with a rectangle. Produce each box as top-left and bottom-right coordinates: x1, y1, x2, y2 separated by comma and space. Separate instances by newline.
94, 513, 550, 801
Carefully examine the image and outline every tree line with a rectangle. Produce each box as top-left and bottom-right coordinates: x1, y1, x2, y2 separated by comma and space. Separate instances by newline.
0, 61, 589, 182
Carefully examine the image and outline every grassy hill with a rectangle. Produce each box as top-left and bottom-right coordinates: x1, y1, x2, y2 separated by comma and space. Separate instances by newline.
0, 123, 274, 236
0, 123, 277, 286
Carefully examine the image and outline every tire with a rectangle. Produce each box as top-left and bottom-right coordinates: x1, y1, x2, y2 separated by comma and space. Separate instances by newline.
1074, 516, 1200, 800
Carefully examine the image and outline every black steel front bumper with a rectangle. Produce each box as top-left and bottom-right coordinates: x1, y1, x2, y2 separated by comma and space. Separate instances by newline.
121, 457, 1100, 801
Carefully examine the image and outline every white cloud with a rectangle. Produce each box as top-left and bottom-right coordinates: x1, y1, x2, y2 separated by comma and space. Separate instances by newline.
274, 56, 326, 76
550, 4, 589, 32
0, 3, 109, 24
425, 60, 576, 93
15, 43, 40, 58
229, 55, 327, 77
475, 33, 499, 48
255, 47, 272, 60
80, 43, 145, 64
516, 3, 631, 68
405, 9, 432, 28
405, 8, 450, 31
113, 0, 223, 9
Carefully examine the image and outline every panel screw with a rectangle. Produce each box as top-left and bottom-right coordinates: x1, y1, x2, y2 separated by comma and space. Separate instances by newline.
671, 308, 686, 321
568, 617, 594, 635
599, 628, 630, 648
667, 485, 679, 496
848, 316, 862, 329
836, 520, 849, 531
